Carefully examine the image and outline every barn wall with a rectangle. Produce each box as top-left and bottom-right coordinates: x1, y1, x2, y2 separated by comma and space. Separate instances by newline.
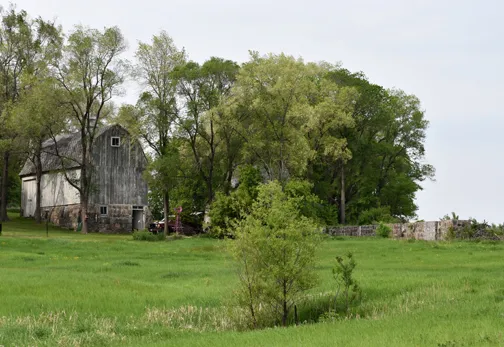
90, 204, 133, 233
91, 126, 148, 206
40, 170, 80, 207
43, 203, 151, 233
45, 204, 81, 230
20, 125, 149, 233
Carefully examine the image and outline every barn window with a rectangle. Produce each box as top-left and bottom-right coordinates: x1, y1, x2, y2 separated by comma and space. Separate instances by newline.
111, 137, 120, 147
100, 206, 108, 216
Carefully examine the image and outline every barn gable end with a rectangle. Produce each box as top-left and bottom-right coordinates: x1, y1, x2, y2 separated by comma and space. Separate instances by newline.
19, 124, 149, 232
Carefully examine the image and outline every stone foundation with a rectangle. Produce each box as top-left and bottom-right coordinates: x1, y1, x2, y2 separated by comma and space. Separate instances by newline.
43, 204, 151, 233
43, 204, 81, 230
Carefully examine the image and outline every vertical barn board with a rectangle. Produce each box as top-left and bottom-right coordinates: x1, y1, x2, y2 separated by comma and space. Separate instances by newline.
91, 125, 148, 206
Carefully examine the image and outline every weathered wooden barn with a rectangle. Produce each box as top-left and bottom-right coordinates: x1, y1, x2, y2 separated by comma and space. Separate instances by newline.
19, 124, 149, 232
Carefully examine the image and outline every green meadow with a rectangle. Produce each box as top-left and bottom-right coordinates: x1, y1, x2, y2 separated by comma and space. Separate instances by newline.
1, 213, 504, 346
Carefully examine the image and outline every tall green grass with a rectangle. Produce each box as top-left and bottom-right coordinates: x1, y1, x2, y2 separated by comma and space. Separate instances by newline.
1, 213, 504, 346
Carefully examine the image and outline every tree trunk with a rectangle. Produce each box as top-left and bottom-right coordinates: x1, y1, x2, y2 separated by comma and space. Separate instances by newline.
0, 151, 10, 222
34, 152, 42, 224
340, 161, 346, 225
80, 138, 89, 234
163, 191, 169, 237
81, 198, 88, 234
282, 282, 288, 327
207, 173, 213, 204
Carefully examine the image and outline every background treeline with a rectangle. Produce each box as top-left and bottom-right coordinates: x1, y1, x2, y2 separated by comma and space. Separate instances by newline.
0, 5, 434, 231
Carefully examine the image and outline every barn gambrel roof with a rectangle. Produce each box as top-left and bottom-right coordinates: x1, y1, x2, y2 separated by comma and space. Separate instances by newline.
19, 125, 120, 177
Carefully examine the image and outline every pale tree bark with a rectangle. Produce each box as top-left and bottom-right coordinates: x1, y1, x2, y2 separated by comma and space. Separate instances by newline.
340, 160, 346, 225
34, 150, 43, 224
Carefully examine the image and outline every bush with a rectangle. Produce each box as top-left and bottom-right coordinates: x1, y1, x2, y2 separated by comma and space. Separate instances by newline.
446, 219, 504, 241
208, 166, 262, 238
230, 181, 321, 327
132, 231, 166, 242
330, 252, 361, 315
375, 222, 392, 238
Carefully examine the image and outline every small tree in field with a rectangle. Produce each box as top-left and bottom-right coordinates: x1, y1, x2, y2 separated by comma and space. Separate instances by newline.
230, 181, 321, 327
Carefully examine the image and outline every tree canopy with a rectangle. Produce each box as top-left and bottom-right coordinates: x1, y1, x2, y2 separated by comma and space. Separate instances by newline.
0, 6, 434, 230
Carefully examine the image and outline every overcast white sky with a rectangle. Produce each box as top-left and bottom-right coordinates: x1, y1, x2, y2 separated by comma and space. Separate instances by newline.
12, 0, 504, 223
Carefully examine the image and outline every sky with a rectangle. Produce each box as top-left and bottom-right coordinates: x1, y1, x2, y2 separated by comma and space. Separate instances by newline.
12, 0, 504, 223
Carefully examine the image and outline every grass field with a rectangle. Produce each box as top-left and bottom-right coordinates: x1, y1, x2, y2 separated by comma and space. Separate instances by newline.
1, 212, 504, 346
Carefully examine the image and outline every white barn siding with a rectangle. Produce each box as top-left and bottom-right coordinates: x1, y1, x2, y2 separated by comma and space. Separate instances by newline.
21, 177, 37, 217
40, 170, 80, 207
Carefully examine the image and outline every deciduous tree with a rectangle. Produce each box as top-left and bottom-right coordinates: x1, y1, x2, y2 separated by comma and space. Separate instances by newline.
230, 181, 321, 327
118, 31, 184, 236
11, 76, 68, 222
175, 57, 239, 203
53, 25, 127, 233
0, 5, 61, 221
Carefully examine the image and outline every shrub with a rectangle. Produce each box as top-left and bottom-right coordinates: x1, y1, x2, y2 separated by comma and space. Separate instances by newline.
445, 226, 456, 240
331, 252, 361, 315
230, 181, 321, 328
208, 166, 262, 238
440, 212, 459, 221
132, 231, 166, 242
375, 222, 392, 238
448, 219, 503, 241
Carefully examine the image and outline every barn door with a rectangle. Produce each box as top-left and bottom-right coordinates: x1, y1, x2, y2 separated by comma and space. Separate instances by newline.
22, 179, 37, 217
132, 206, 144, 231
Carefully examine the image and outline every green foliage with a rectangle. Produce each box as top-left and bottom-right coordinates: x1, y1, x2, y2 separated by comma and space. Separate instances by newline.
310, 69, 434, 224
375, 222, 392, 238
232, 53, 354, 183
0, 6, 63, 221
230, 181, 322, 327
174, 57, 240, 204
357, 206, 398, 225
3, 214, 504, 346
132, 230, 166, 241
0, 5, 434, 234
331, 252, 361, 314
147, 189, 164, 221
445, 226, 456, 241
121, 50, 433, 232
6, 169, 21, 208
208, 165, 262, 238
440, 212, 459, 221
446, 219, 504, 241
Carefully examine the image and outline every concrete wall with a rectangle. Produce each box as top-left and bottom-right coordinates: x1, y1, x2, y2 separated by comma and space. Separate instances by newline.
325, 220, 470, 241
